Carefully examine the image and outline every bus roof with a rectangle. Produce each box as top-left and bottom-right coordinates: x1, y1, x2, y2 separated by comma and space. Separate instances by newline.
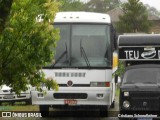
118, 34, 160, 47
54, 12, 111, 24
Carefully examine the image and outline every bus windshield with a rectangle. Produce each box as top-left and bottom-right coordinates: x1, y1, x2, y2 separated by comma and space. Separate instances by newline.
51, 24, 111, 68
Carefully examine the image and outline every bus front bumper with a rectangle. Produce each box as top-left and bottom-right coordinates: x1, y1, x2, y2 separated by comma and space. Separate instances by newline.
31, 87, 112, 106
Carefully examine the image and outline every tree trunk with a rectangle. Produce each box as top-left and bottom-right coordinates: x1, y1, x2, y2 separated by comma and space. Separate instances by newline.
0, 0, 13, 33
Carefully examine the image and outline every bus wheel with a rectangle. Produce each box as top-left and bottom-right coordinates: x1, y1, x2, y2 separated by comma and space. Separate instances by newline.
39, 105, 49, 117
100, 106, 108, 117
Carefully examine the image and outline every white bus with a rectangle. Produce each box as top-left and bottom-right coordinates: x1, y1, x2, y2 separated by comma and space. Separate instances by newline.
31, 12, 118, 116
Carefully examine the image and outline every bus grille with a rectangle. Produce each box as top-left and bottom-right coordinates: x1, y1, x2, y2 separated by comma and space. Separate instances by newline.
53, 93, 87, 99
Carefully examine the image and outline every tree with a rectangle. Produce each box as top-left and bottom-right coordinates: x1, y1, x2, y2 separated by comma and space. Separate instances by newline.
116, 0, 151, 33
59, 0, 85, 11
0, 0, 13, 33
145, 4, 160, 17
85, 0, 120, 13
0, 0, 60, 93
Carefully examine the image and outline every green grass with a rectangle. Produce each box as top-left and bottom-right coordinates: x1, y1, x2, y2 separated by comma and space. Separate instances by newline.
9, 105, 39, 111
116, 85, 120, 96
0, 102, 39, 111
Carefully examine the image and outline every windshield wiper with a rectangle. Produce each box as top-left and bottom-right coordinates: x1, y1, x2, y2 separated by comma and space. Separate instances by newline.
80, 40, 90, 67
51, 42, 68, 67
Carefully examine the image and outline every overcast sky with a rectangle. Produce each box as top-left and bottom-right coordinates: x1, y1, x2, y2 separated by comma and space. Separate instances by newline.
81, 0, 160, 11
139, 0, 160, 10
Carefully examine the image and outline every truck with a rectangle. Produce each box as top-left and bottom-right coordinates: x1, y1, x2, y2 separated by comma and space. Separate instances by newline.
31, 12, 118, 117
118, 34, 160, 120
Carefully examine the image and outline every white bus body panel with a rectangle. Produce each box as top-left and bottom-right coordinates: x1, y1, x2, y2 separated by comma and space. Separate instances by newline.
32, 69, 113, 106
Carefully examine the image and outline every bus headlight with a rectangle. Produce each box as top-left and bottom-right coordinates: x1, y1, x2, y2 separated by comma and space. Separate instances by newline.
124, 92, 129, 96
123, 100, 130, 108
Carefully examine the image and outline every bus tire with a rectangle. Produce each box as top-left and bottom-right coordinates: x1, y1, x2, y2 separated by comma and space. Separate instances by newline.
39, 105, 49, 117
100, 106, 108, 117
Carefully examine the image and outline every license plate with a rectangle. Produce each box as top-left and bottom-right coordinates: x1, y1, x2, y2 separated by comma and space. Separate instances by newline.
138, 118, 152, 120
4, 95, 14, 99
64, 100, 77, 105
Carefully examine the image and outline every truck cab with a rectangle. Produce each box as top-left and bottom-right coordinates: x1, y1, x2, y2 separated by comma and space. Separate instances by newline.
118, 34, 160, 120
